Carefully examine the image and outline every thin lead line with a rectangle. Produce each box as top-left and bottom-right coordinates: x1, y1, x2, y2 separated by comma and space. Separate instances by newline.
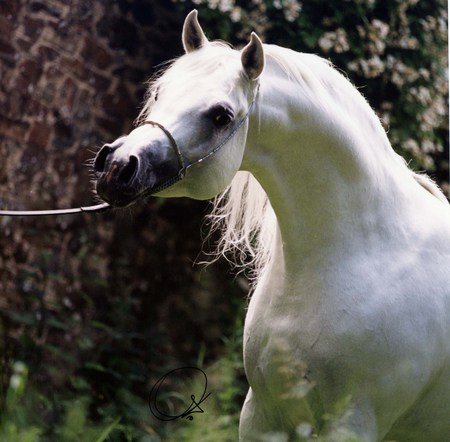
0, 202, 111, 217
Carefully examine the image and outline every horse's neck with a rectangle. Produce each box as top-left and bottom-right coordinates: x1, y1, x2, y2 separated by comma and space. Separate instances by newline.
243, 54, 415, 273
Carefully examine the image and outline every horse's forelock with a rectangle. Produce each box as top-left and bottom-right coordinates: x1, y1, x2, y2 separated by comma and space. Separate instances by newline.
137, 42, 243, 124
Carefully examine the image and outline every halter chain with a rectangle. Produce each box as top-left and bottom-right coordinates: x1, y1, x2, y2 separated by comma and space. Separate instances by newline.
139, 86, 258, 195
0, 85, 259, 217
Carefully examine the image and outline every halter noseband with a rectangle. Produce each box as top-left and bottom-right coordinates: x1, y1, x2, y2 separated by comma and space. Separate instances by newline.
0, 85, 259, 216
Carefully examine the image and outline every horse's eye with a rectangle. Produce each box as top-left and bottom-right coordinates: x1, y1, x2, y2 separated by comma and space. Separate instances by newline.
214, 113, 232, 127
209, 106, 234, 128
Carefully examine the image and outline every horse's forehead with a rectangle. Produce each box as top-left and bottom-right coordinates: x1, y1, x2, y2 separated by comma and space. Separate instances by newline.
158, 77, 243, 113
161, 50, 243, 95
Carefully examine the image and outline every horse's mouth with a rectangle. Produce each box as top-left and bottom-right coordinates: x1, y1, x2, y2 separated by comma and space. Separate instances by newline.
95, 180, 144, 207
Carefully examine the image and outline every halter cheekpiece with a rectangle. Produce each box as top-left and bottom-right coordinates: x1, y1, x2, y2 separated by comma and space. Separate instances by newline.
138, 84, 259, 196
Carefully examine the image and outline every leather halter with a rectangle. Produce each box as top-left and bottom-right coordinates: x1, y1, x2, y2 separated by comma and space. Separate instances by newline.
139, 85, 259, 195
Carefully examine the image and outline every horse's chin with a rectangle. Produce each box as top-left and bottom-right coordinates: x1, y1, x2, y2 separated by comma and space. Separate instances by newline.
96, 191, 140, 208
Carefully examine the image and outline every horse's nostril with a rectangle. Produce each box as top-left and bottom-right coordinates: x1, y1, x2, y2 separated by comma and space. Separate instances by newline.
94, 145, 112, 174
118, 155, 139, 184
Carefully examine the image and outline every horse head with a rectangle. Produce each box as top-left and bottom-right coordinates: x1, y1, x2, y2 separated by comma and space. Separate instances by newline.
94, 10, 263, 206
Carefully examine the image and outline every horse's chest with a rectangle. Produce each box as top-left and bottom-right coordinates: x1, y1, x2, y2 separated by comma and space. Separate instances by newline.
242, 277, 336, 427
243, 274, 328, 397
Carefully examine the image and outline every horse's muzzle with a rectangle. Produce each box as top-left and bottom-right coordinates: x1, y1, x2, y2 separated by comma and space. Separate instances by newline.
93, 142, 180, 207
93, 145, 143, 206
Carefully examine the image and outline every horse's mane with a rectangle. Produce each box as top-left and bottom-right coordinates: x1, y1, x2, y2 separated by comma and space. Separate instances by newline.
137, 42, 448, 286
136, 41, 235, 125
208, 170, 277, 282
208, 44, 448, 286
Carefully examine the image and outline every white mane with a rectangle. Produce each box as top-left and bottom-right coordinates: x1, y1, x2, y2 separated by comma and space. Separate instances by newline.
209, 170, 276, 281
137, 42, 447, 287
208, 44, 448, 286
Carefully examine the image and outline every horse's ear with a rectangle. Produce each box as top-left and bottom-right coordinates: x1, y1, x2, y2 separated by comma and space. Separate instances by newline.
241, 33, 265, 81
182, 10, 208, 53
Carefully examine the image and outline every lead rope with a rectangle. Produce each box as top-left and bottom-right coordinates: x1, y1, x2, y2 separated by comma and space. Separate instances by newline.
0, 84, 259, 217
0, 203, 111, 217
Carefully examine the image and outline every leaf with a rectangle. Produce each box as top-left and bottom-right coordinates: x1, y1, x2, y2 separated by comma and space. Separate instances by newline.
94, 416, 121, 442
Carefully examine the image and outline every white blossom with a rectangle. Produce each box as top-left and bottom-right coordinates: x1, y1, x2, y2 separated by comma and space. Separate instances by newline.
318, 29, 349, 53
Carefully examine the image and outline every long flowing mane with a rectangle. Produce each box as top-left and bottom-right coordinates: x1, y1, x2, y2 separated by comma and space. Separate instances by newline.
208, 44, 448, 286
136, 41, 447, 287
208, 170, 276, 281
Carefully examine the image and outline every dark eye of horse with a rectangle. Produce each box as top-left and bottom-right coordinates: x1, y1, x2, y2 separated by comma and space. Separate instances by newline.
214, 113, 232, 127
209, 106, 234, 128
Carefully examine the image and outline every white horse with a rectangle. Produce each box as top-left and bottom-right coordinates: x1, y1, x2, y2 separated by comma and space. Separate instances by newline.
94, 11, 450, 441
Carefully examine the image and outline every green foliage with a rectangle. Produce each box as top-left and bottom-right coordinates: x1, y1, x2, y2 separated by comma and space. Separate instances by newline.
0, 316, 246, 441
0, 370, 134, 442
1, 362, 42, 442
164, 322, 244, 442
